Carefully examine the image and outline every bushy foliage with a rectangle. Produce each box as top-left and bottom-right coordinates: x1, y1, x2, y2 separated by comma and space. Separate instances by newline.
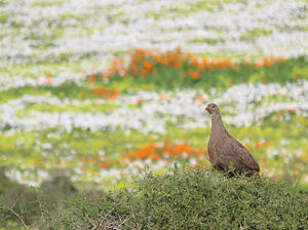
0, 169, 77, 229
2, 169, 305, 229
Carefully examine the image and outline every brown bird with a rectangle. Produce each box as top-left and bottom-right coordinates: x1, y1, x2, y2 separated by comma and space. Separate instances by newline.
206, 103, 260, 176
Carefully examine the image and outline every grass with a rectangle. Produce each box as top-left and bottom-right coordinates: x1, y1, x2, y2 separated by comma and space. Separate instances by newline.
0, 82, 88, 103
0, 168, 307, 229
0, 111, 307, 186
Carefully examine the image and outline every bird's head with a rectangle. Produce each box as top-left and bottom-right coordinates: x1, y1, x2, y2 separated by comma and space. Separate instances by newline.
205, 103, 220, 115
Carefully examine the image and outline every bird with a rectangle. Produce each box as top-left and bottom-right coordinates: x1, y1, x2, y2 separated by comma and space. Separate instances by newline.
205, 103, 260, 176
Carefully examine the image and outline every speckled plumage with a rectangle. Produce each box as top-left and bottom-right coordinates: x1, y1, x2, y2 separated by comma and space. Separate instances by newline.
206, 103, 259, 176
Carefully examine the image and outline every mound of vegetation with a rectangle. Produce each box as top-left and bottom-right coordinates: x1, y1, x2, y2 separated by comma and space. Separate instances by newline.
1, 168, 306, 229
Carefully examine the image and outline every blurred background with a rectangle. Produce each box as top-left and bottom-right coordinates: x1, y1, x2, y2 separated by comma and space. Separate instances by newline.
0, 0, 307, 191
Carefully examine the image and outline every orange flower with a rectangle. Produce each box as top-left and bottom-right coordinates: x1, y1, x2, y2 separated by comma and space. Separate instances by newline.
190, 71, 199, 80
143, 61, 152, 70
107, 90, 119, 99
91, 87, 119, 99
45, 76, 52, 86
172, 61, 181, 68
135, 48, 146, 56
175, 45, 182, 55
190, 57, 198, 67
225, 59, 231, 67
92, 87, 106, 95
278, 110, 284, 115
231, 64, 238, 70
220, 61, 228, 70
244, 60, 250, 66
136, 97, 142, 105
104, 71, 112, 78
228, 82, 233, 87
155, 55, 163, 63
195, 150, 202, 158
34, 161, 44, 167
212, 60, 221, 68
110, 59, 120, 73
149, 154, 160, 160
88, 158, 95, 164
255, 142, 263, 148
266, 141, 273, 147
197, 95, 204, 103
141, 69, 149, 76
124, 141, 205, 162
167, 53, 174, 63
202, 58, 209, 66
264, 58, 273, 67
198, 63, 205, 71
155, 54, 168, 65
99, 162, 109, 168
254, 61, 264, 68
131, 64, 139, 75
89, 73, 96, 83
160, 93, 166, 101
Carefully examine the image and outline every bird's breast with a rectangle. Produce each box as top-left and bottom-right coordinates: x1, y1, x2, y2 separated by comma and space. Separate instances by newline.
208, 139, 219, 162
208, 137, 226, 159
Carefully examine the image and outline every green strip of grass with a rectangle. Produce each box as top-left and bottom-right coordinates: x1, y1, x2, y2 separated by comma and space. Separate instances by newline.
0, 82, 89, 103
98, 56, 308, 91
0, 58, 102, 78
17, 102, 119, 117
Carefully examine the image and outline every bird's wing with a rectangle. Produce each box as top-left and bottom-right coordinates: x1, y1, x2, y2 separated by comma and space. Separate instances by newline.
229, 138, 260, 171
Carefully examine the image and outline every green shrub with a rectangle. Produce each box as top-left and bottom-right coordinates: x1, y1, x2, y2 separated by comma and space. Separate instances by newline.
0, 169, 78, 229
38, 169, 307, 230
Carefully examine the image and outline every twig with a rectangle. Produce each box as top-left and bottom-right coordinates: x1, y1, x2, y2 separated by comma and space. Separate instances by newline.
85, 213, 98, 230
7, 206, 30, 229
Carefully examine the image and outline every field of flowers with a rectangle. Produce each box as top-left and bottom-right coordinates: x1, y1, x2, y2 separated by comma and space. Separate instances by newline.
0, 0, 307, 189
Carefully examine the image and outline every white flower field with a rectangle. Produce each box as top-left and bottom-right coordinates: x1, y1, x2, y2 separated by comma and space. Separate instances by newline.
0, 0, 307, 188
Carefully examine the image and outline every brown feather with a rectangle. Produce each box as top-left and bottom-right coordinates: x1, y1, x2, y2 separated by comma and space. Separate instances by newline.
206, 103, 260, 176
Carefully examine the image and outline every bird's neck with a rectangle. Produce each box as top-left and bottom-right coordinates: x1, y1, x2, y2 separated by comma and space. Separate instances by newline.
211, 113, 228, 137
